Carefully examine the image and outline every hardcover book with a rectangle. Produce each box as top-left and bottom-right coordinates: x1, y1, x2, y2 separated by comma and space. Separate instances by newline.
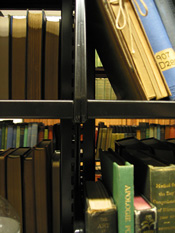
117, 142, 175, 233
134, 195, 157, 233
87, 0, 170, 100
26, 10, 45, 100
0, 16, 10, 100
44, 16, 60, 100
100, 148, 134, 233
85, 180, 117, 233
11, 15, 27, 100
135, 0, 175, 100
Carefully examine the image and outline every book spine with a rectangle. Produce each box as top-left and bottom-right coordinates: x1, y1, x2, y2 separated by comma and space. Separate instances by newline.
113, 163, 134, 233
154, 0, 175, 50
135, 0, 175, 100
149, 166, 175, 232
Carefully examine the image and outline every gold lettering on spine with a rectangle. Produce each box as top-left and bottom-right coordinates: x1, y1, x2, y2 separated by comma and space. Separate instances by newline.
155, 48, 175, 72
125, 185, 131, 232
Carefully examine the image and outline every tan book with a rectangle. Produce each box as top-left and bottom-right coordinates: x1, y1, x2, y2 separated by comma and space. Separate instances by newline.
44, 16, 60, 100
0, 148, 16, 198
11, 16, 27, 100
7, 147, 32, 233
52, 151, 60, 233
33, 139, 53, 233
89, 0, 170, 100
0, 16, 10, 99
23, 149, 37, 233
27, 10, 44, 100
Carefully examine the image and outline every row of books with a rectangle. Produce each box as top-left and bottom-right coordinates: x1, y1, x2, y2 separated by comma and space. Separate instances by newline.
85, 180, 157, 233
95, 136, 175, 233
0, 10, 60, 100
0, 139, 60, 233
0, 120, 61, 150
91, 0, 175, 100
95, 78, 117, 100
95, 121, 175, 159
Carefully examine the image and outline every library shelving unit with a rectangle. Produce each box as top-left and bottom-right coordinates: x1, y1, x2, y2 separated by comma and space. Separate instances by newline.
1, 0, 175, 233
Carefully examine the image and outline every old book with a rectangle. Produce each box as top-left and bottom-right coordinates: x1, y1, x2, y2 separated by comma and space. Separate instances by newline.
11, 15, 27, 100
154, 0, 175, 50
135, 0, 175, 100
44, 16, 60, 100
52, 151, 60, 233
7, 147, 32, 233
85, 180, 117, 233
27, 10, 45, 100
0, 16, 10, 99
100, 148, 134, 233
134, 195, 157, 233
22, 148, 36, 233
118, 144, 175, 232
0, 148, 16, 198
33, 139, 53, 233
87, 0, 170, 100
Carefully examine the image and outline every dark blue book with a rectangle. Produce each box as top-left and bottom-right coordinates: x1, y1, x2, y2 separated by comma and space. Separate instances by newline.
6, 124, 14, 149
135, 0, 175, 100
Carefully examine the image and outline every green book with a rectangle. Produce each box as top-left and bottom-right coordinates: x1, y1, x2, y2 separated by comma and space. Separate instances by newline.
119, 146, 175, 233
100, 149, 134, 233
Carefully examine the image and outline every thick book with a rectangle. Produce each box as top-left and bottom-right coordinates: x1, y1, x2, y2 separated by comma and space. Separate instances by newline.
154, 0, 175, 50
87, 0, 170, 100
33, 139, 53, 233
135, 0, 175, 100
22, 148, 37, 233
100, 148, 134, 233
6, 147, 32, 233
11, 15, 27, 100
26, 10, 45, 100
117, 143, 175, 232
85, 180, 117, 233
44, 16, 60, 100
134, 195, 157, 233
0, 148, 16, 198
0, 16, 10, 100
52, 151, 60, 233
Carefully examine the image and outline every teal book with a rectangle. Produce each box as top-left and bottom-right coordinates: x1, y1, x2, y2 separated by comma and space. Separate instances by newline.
135, 0, 175, 100
100, 149, 134, 233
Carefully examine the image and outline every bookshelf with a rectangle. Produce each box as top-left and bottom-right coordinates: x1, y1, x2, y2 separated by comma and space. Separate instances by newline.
1, 0, 175, 233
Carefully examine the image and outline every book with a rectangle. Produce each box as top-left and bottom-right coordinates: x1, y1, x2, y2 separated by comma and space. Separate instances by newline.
117, 141, 175, 232
85, 180, 117, 233
26, 10, 45, 100
141, 137, 175, 165
135, 0, 175, 100
100, 148, 134, 233
154, 0, 175, 50
6, 147, 32, 233
0, 148, 16, 198
0, 16, 10, 99
33, 139, 53, 233
11, 15, 27, 100
52, 151, 60, 233
22, 148, 37, 233
88, 0, 170, 100
134, 195, 157, 233
44, 16, 60, 100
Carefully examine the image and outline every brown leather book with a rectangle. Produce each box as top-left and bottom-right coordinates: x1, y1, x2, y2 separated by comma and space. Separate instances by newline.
0, 16, 10, 99
0, 148, 16, 198
33, 139, 53, 233
11, 15, 27, 100
44, 16, 60, 100
7, 147, 32, 233
27, 10, 45, 100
